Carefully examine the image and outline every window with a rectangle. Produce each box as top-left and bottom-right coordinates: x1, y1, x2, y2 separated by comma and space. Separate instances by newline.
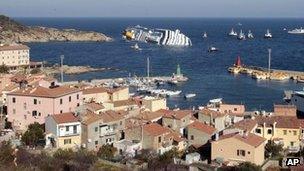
66, 126, 69, 132
283, 130, 287, 135
77, 103, 80, 107
255, 128, 261, 134
293, 131, 297, 136
77, 94, 79, 100
95, 127, 98, 132
237, 150, 246, 156
64, 139, 71, 144
60, 110, 63, 114
120, 121, 122, 125
234, 108, 237, 111
32, 110, 37, 116
267, 129, 272, 134
34, 99, 37, 105
248, 151, 250, 154
60, 99, 63, 104
69, 96, 71, 102
23, 103, 27, 110
158, 136, 161, 143
191, 135, 194, 140
73, 126, 77, 134
290, 141, 294, 147
95, 141, 98, 145
12, 97, 16, 103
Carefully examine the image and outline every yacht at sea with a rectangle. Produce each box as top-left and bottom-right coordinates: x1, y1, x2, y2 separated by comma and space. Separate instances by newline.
237, 30, 246, 40
264, 29, 272, 38
123, 25, 192, 46
228, 28, 238, 36
288, 27, 304, 34
247, 30, 254, 39
203, 32, 208, 38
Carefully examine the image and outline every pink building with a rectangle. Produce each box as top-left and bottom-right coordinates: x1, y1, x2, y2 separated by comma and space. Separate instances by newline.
7, 86, 82, 131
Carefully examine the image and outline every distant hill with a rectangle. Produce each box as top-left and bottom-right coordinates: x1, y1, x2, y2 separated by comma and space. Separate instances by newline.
0, 15, 111, 43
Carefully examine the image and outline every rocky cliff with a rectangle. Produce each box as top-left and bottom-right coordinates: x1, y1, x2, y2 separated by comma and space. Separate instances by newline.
0, 15, 112, 43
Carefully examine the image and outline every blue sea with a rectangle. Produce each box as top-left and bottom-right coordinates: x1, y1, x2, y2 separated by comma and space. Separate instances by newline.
15, 18, 304, 111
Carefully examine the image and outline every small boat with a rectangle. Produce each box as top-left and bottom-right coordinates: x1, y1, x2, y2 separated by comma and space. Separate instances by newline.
237, 30, 246, 40
203, 32, 208, 38
228, 28, 238, 36
237, 22, 242, 26
167, 90, 182, 97
247, 30, 254, 39
184, 93, 196, 99
208, 46, 219, 52
131, 43, 142, 51
283, 28, 287, 31
288, 27, 304, 34
264, 29, 272, 38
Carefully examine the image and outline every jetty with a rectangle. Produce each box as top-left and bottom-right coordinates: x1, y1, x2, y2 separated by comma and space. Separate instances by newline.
228, 56, 304, 81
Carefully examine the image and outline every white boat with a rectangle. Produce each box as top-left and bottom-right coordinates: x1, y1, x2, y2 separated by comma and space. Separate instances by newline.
131, 43, 142, 51
166, 90, 182, 96
203, 32, 208, 38
208, 46, 219, 52
247, 30, 254, 39
184, 93, 196, 99
228, 28, 238, 36
288, 27, 304, 34
237, 30, 246, 40
264, 29, 272, 38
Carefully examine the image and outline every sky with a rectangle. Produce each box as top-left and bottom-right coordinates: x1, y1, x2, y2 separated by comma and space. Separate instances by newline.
0, 0, 303, 18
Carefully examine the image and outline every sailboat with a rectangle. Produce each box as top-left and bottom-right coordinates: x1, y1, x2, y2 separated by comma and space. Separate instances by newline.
203, 32, 208, 38
228, 28, 238, 36
237, 30, 246, 40
264, 29, 272, 38
247, 30, 254, 39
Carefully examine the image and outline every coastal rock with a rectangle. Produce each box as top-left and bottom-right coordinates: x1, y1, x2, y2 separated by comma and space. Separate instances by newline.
0, 15, 112, 43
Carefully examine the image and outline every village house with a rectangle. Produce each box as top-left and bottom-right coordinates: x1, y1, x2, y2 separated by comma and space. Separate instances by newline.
273, 104, 297, 116
45, 112, 81, 149
253, 115, 304, 152
211, 132, 266, 166
81, 110, 126, 150
186, 121, 217, 147
6, 85, 82, 130
219, 104, 245, 124
125, 123, 186, 154
162, 109, 193, 135
198, 109, 228, 131
141, 96, 167, 112
82, 87, 109, 103
0, 44, 30, 69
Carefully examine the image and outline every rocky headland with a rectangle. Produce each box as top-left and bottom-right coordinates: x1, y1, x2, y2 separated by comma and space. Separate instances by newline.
0, 15, 112, 43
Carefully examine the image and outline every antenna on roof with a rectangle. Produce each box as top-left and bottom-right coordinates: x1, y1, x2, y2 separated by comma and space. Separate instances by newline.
60, 55, 64, 83
268, 49, 271, 74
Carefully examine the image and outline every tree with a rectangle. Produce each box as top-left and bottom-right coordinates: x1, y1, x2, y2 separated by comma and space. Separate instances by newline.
0, 141, 14, 166
235, 162, 262, 171
0, 64, 9, 73
265, 140, 283, 159
97, 144, 117, 160
21, 122, 44, 147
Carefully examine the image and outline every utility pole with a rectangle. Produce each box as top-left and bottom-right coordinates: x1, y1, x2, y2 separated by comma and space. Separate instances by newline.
147, 57, 150, 78
60, 55, 64, 83
268, 48, 271, 74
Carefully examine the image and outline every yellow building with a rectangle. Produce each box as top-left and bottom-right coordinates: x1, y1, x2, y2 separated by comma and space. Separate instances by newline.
142, 96, 167, 112
45, 113, 82, 149
211, 132, 266, 166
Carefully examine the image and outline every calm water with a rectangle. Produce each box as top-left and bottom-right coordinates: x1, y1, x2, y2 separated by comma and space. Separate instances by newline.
15, 18, 304, 110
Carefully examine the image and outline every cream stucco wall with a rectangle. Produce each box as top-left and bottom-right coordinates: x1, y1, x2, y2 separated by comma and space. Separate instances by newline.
0, 48, 29, 67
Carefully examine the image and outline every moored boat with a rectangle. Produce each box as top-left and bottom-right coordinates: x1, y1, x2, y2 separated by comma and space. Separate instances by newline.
247, 30, 254, 39
264, 29, 272, 38
184, 93, 196, 99
208, 46, 219, 52
228, 28, 238, 36
237, 30, 246, 40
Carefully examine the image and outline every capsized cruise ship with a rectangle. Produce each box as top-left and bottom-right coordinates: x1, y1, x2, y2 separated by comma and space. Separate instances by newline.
123, 25, 192, 46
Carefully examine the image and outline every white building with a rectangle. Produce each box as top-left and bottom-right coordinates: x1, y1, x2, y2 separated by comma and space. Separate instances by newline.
0, 44, 30, 68
45, 112, 81, 149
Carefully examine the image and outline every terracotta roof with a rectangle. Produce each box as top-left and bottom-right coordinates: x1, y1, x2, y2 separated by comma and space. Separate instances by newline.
8, 86, 81, 98
2, 83, 18, 92
232, 119, 257, 132
85, 102, 105, 111
113, 99, 137, 107
187, 121, 217, 135
0, 44, 29, 51
255, 116, 304, 129
82, 112, 102, 125
216, 132, 266, 147
137, 110, 167, 121
52, 112, 79, 124
107, 87, 128, 94
100, 110, 126, 123
162, 109, 193, 120
199, 108, 226, 118
82, 87, 108, 95
143, 123, 170, 137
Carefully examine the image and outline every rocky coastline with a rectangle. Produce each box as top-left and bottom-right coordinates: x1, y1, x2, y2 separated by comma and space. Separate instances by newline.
0, 15, 112, 43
